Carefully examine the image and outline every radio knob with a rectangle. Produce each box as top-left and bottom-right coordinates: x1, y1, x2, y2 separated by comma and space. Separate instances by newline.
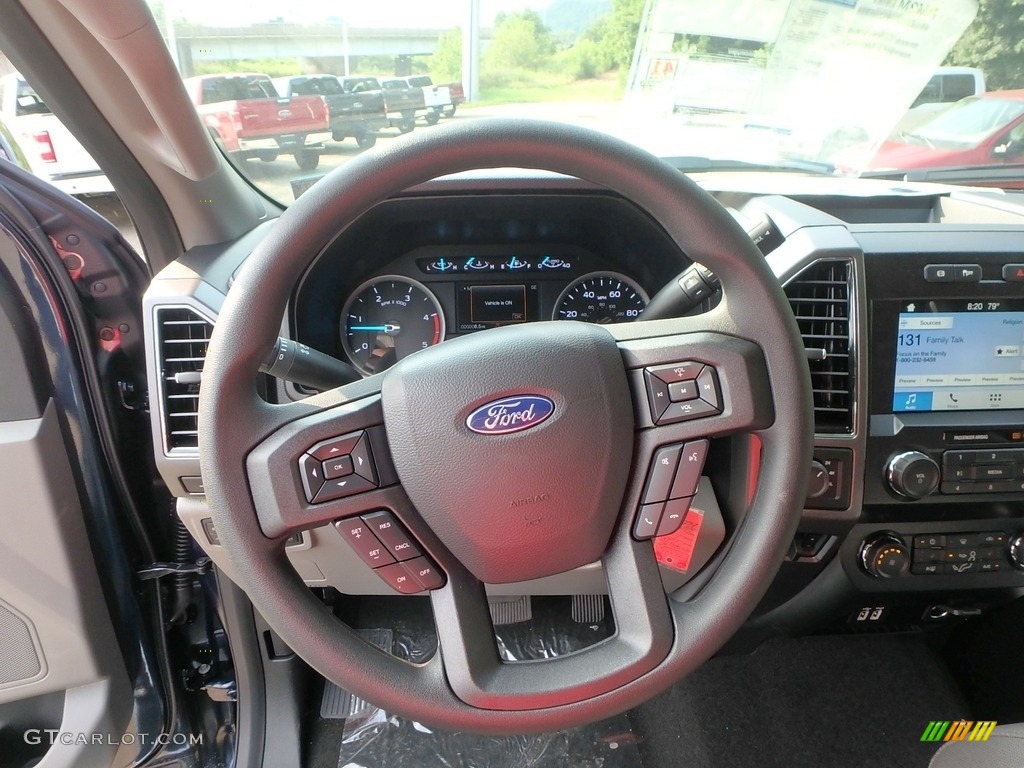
886, 451, 940, 499
860, 533, 910, 578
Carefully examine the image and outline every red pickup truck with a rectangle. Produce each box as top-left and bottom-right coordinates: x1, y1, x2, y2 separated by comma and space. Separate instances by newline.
183, 73, 330, 170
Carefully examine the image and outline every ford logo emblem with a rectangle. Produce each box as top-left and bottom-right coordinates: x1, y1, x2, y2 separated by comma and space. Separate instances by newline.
466, 395, 554, 436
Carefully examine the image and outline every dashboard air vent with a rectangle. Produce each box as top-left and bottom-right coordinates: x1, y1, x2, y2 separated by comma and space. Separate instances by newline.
784, 260, 854, 434
156, 306, 213, 452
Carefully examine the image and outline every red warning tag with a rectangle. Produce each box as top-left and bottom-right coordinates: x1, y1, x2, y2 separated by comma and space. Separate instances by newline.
653, 508, 704, 572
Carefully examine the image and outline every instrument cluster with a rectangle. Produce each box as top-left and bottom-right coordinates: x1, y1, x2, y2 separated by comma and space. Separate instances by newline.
337, 249, 652, 374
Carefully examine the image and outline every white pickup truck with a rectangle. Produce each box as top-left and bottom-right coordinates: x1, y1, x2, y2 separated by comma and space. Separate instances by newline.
0, 73, 113, 196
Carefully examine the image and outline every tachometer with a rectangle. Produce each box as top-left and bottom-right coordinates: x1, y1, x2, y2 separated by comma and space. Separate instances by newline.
341, 276, 445, 375
553, 272, 648, 323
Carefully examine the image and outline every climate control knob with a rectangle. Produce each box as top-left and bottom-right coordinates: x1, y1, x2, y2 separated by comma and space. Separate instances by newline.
1009, 534, 1024, 571
807, 460, 831, 499
886, 451, 940, 499
860, 533, 910, 578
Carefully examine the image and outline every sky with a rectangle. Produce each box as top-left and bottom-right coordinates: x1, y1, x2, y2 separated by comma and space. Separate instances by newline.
165, 0, 551, 28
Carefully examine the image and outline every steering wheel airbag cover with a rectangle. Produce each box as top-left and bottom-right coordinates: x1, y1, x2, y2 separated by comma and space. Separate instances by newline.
381, 321, 632, 584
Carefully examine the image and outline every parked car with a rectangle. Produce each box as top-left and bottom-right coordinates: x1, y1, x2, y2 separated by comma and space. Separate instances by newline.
272, 75, 388, 149
892, 66, 987, 135
378, 77, 429, 132
844, 91, 1024, 173
403, 75, 466, 120
183, 73, 329, 170
0, 73, 113, 195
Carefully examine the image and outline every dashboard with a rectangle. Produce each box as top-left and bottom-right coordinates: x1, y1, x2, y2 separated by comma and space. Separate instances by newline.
144, 170, 1024, 624
291, 193, 689, 374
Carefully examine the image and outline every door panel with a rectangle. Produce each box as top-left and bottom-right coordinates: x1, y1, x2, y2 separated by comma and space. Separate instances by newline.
0, 403, 131, 766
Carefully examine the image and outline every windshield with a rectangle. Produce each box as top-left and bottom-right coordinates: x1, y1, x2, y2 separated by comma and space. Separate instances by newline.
150, 0, 1022, 203
908, 96, 1024, 148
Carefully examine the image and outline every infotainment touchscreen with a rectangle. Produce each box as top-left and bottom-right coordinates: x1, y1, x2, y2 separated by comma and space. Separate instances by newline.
893, 300, 1024, 412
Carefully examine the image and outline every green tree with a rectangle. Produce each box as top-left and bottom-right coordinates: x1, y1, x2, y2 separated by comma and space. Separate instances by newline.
944, 0, 1024, 90
582, 0, 645, 71
432, 28, 462, 82
485, 10, 555, 71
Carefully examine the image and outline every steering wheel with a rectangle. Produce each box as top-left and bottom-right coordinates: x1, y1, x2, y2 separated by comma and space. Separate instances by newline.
199, 119, 813, 733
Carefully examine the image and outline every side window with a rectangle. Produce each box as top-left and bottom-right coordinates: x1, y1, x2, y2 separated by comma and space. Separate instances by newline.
912, 76, 941, 108
0, 58, 141, 255
942, 74, 977, 103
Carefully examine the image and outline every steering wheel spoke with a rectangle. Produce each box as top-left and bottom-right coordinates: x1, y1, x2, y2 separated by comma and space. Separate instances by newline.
430, 517, 673, 711
614, 326, 776, 439
245, 387, 402, 539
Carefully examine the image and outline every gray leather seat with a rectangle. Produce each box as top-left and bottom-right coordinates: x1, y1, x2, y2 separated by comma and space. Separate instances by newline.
929, 723, 1024, 767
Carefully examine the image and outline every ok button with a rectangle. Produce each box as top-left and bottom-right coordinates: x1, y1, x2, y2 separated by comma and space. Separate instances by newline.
323, 455, 354, 479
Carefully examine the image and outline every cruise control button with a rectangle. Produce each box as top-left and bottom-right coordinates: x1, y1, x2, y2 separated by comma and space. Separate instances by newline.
633, 503, 664, 540
350, 433, 377, 484
657, 497, 691, 536
669, 439, 709, 499
402, 557, 445, 590
361, 511, 422, 561
323, 454, 354, 480
299, 453, 326, 501
312, 473, 377, 503
335, 519, 395, 568
374, 562, 423, 594
643, 444, 682, 504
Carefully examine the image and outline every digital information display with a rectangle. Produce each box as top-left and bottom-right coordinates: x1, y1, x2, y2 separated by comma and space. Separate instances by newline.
456, 284, 537, 333
893, 300, 1024, 413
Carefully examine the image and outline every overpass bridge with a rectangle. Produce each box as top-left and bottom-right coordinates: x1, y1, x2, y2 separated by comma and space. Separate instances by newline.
167, 23, 485, 77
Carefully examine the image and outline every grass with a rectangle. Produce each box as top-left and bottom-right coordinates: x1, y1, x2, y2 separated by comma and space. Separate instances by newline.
466, 71, 624, 107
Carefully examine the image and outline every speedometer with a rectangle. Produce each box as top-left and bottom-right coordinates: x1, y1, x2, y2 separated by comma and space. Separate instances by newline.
552, 272, 648, 323
341, 276, 445, 375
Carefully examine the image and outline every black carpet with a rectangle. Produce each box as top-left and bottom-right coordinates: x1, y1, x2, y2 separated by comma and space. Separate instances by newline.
629, 634, 969, 768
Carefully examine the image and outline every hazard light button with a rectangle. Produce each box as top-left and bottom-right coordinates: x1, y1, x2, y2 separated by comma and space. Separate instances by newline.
1003, 263, 1024, 282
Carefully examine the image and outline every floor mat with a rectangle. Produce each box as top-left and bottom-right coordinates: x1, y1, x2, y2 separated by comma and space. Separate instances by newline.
308, 596, 642, 768
628, 634, 969, 768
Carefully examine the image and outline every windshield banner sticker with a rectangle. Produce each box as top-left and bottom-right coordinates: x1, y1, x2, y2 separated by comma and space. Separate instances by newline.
628, 0, 978, 165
